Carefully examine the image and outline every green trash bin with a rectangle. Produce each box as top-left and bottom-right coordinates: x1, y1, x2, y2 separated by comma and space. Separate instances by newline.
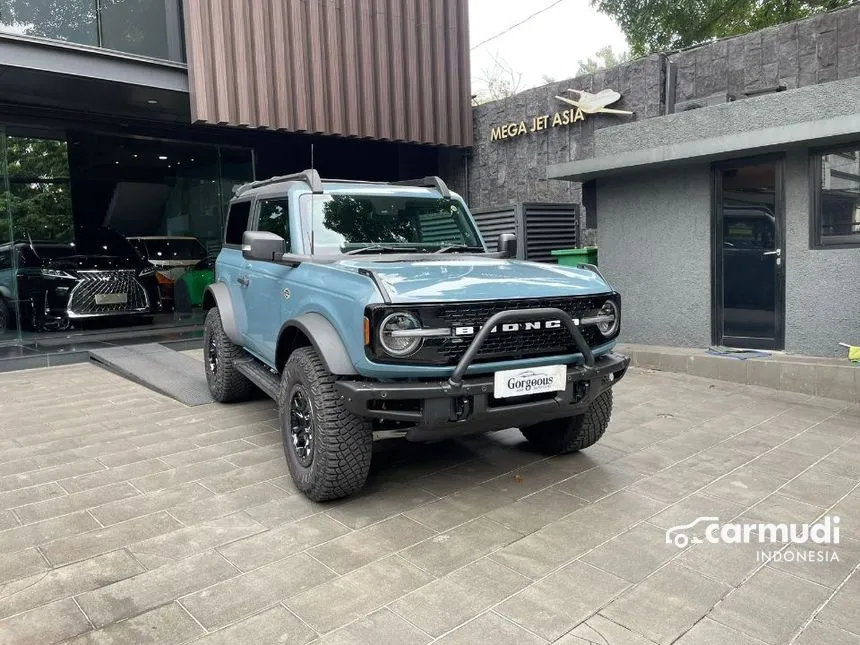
551, 247, 598, 267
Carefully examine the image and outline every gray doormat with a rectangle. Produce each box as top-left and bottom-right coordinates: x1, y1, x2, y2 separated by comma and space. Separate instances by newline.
89, 343, 213, 406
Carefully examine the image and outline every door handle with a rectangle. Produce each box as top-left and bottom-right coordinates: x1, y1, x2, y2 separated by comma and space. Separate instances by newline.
237, 275, 249, 287
763, 248, 782, 267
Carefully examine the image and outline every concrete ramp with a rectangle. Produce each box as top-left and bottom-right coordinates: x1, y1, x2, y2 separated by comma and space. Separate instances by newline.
89, 343, 214, 406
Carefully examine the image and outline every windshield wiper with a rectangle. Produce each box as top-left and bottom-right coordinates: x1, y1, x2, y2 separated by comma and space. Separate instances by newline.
434, 245, 486, 254
345, 244, 420, 255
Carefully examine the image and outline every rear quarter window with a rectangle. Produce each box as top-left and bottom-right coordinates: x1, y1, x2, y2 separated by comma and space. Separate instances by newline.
225, 201, 252, 246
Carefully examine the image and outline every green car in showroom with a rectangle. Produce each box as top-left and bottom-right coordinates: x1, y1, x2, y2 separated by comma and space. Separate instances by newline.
173, 257, 215, 313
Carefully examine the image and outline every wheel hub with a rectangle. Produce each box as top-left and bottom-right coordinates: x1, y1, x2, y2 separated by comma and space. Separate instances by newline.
289, 386, 314, 467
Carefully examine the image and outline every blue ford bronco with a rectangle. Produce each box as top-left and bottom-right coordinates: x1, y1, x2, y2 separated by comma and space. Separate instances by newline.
203, 170, 629, 501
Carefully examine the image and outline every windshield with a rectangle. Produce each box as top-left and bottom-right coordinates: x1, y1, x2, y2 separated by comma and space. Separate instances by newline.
301, 194, 483, 254
73, 228, 140, 260
31, 244, 77, 260
140, 238, 206, 261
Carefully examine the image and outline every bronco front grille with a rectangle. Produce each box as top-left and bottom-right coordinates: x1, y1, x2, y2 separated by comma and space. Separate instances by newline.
436, 296, 608, 363
366, 294, 617, 366
68, 270, 149, 317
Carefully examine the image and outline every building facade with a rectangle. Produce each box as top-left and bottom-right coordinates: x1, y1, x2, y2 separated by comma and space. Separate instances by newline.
0, 0, 471, 365
469, 5, 860, 357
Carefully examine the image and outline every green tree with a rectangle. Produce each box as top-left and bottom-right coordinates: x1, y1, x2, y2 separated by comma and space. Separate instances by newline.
576, 45, 633, 76
0, 137, 73, 243
592, 0, 853, 56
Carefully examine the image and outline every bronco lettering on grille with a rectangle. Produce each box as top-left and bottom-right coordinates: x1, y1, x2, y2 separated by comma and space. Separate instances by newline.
452, 319, 575, 337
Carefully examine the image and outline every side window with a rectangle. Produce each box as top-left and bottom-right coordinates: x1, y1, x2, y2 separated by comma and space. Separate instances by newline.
257, 198, 291, 251
224, 200, 251, 246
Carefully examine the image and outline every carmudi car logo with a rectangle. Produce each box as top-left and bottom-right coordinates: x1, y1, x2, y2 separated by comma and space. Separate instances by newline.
665, 516, 841, 562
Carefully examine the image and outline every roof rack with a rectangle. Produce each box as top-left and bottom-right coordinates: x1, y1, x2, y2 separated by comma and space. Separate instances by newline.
391, 176, 450, 198
231, 171, 451, 199
233, 169, 323, 197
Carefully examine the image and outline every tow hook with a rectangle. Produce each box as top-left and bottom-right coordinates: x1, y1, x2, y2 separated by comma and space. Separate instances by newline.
452, 396, 472, 421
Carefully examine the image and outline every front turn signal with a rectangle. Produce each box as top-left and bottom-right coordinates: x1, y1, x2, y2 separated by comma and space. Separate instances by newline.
363, 317, 371, 346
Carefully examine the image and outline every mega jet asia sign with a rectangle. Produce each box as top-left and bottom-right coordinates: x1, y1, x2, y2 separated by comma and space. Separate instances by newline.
489, 88, 633, 141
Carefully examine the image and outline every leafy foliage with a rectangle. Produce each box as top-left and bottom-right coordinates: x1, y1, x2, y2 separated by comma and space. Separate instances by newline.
592, 0, 853, 56
576, 45, 634, 76
0, 137, 73, 243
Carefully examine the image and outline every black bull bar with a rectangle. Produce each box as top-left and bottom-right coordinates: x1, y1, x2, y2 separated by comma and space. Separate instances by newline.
335, 307, 629, 438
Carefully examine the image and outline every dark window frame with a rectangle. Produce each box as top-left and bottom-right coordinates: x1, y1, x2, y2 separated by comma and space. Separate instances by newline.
252, 195, 292, 252
224, 199, 252, 248
0, 0, 185, 63
810, 142, 860, 250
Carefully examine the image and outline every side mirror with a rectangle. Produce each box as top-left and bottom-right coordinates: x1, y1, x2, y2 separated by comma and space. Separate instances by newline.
497, 233, 518, 259
242, 230, 285, 262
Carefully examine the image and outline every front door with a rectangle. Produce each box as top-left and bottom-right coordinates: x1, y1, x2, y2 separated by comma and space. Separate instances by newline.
713, 158, 785, 350
244, 195, 294, 362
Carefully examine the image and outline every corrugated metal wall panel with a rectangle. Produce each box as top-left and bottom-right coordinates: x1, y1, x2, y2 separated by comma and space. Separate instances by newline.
183, 0, 472, 147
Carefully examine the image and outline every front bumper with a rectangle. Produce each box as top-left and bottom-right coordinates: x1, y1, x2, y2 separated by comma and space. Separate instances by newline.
336, 351, 629, 440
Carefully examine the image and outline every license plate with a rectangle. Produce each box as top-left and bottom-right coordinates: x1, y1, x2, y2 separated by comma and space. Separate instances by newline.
95, 293, 127, 305
493, 364, 567, 399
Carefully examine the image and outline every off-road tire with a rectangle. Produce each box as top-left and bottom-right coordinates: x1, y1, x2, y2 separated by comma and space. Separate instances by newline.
203, 307, 253, 403
520, 389, 613, 455
280, 346, 372, 502
0, 297, 10, 332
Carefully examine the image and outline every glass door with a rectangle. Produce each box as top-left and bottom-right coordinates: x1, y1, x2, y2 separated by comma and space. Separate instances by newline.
712, 158, 785, 350
0, 126, 21, 345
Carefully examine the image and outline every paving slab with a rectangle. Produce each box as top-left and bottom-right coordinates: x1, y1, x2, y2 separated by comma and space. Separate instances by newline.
709, 566, 833, 644
0, 363, 857, 644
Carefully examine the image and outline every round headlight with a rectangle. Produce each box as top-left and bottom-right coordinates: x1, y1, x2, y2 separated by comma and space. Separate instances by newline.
379, 312, 423, 356
596, 300, 619, 337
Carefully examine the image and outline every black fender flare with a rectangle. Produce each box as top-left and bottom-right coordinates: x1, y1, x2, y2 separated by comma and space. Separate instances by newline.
279, 313, 357, 376
202, 283, 242, 345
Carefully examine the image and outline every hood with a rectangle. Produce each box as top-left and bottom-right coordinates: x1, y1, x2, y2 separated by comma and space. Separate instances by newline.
46, 254, 138, 272
337, 257, 612, 302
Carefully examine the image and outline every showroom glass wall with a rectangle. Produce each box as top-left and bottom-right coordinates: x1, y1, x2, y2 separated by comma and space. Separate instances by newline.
0, 124, 253, 346
0, 0, 185, 62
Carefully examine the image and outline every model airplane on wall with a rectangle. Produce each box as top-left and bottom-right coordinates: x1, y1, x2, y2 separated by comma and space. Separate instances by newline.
555, 89, 634, 116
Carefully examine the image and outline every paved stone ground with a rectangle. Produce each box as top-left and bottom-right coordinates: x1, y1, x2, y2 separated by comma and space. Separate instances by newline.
0, 356, 858, 645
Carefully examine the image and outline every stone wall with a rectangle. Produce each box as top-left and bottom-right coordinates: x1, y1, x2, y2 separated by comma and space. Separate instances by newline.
463, 3, 860, 230
467, 54, 664, 211
672, 5, 859, 108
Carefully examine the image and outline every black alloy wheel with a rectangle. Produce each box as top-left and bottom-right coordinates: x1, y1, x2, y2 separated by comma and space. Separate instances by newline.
288, 384, 315, 467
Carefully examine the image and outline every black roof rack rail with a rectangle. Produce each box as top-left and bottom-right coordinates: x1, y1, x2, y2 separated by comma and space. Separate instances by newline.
233, 169, 323, 197
391, 176, 450, 198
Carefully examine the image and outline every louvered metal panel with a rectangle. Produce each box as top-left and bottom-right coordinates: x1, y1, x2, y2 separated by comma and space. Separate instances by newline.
182, 0, 472, 147
471, 203, 580, 262
420, 213, 462, 244
522, 203, 580, 264
471, 205, 521, 258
